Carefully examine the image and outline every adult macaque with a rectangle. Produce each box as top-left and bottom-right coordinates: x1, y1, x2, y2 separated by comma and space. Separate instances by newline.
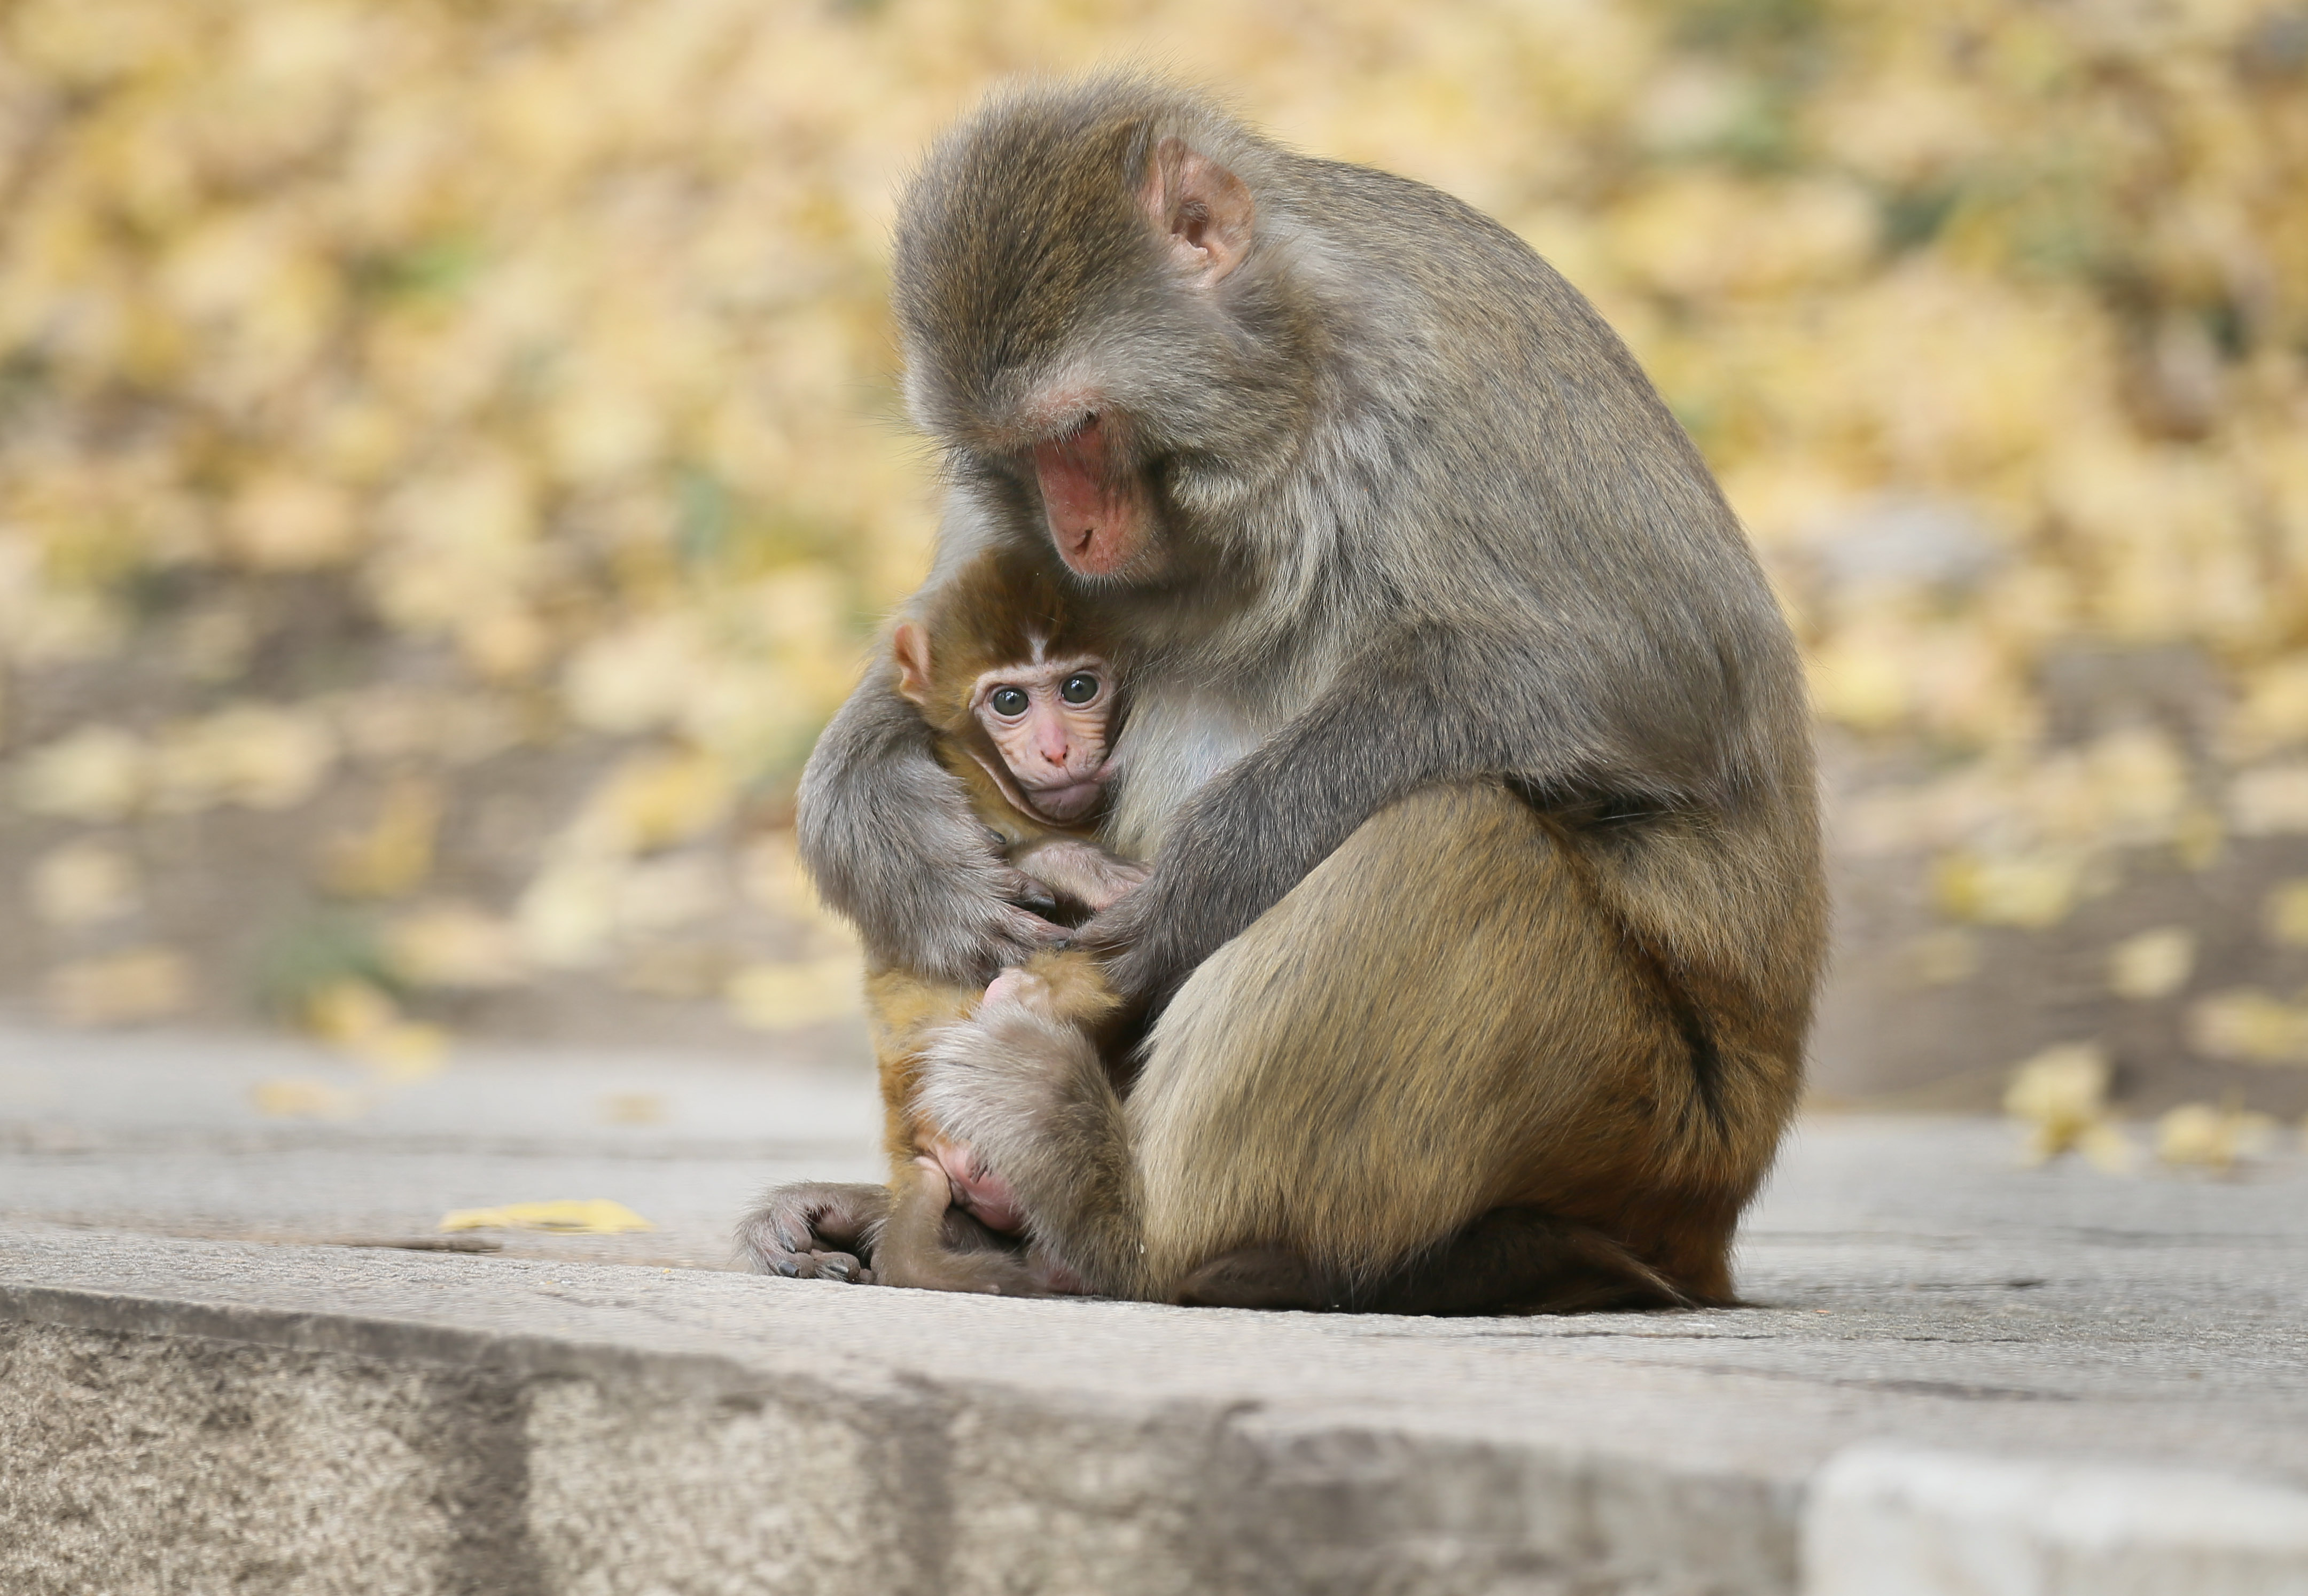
799, 547, 1136, 1294
742, 76, 1826, 1313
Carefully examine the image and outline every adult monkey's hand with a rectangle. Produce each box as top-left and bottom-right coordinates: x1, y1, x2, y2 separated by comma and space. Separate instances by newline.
797, 670, 1070, 987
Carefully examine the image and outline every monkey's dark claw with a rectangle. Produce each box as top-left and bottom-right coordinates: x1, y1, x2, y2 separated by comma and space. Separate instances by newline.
810, 1251, 864, 1283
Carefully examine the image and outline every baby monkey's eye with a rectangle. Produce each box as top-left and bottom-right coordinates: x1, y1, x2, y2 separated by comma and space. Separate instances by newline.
989, 686, 1029, 717
1059, 672, 1101, 705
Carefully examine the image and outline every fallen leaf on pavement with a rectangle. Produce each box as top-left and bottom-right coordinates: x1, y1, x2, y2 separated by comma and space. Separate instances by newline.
251, 1077, 368, 1120
439, 1199, 655, 1234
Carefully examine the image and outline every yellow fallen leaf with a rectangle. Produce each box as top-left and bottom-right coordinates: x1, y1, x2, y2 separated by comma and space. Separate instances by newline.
599, 1092, 666, 1126
304, 977, 397, 1040
2107, 927, 2194, 1002
2172, 807, 2225, 871
2229, 764, 2308, 836
440, 1199, 654, 1234
303, 978, 448, 1081
2003, 1042, 2114, 1165
28, 841, 141, 928
152, 705, 337, 813
516, 858, 621, 968
456, 605, 550, 680
225, 472, 357, 569
46, 948, 191, 1027
345, 1021, 449, 1082
572, 746, 735, 856
1807, 634, 1911, 731
2266, 880, 2308, 946
379, 902, 526, 989
2156, 1102, 2279, 1171
2187, 990, 2308, 1066
1933, 851, 2083, 929
250, 1077, 368, 1121
725, 956, 862, 1031
321, 775, 441, 898
2075, 1121, 2137, 1176
15, 726, 147, 820
560, 619, 710, 736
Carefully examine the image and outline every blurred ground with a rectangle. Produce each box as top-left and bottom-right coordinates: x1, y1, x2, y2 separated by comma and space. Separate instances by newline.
0, 1020, 877, 1269
3, 1018, 2301, 1290
0, 0, 2304, 1121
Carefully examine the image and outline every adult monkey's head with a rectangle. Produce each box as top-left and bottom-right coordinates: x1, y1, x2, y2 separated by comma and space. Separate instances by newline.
891, 76, 1316, 584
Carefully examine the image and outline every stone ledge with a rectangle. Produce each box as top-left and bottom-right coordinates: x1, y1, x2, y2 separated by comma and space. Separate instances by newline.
1805, 1445, 2308, 1596
0, 1229, 1795, 1596
6, 1220, 2308, 1595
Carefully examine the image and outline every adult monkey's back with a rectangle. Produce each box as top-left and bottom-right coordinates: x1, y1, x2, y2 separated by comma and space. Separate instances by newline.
742, 76, 1826, 1311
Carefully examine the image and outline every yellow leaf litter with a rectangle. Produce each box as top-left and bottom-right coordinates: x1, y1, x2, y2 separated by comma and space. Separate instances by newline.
2002, 1042, 2133, 1173
440, 1200, 655, 1234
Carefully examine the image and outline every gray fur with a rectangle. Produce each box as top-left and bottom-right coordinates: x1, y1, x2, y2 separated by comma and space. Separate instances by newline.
913, 996, 1131, 1267
794, 654, 1064, 985
755, 74, 1826, 1297
808, 72, 1818, 1007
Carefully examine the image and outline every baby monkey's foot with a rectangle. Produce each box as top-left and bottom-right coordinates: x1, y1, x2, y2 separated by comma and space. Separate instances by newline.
927, 1136, 1027, 1233
978, 949, 1117, 1025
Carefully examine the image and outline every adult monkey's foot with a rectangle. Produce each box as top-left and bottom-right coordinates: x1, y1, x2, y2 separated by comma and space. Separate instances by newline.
737, 1180, 891, 1281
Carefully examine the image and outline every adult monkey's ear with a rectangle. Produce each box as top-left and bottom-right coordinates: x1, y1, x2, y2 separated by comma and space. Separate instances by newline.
892, 620, 934, 705
1141, 136, 1254, 282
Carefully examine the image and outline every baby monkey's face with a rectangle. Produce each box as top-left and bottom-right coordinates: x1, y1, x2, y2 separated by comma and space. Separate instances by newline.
969, 656, 1115, 823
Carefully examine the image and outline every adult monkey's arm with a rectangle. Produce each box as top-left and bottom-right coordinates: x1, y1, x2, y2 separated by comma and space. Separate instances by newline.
797, 665, 1068, 987
1080, 617, 1739, 1012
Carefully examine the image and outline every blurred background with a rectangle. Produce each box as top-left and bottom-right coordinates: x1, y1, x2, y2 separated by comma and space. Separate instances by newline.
0, 0, 2302, 1162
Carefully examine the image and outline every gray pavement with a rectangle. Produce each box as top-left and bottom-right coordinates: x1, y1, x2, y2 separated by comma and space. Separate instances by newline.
0, 1020, 882, 1266
3, 1021, 2307, 1594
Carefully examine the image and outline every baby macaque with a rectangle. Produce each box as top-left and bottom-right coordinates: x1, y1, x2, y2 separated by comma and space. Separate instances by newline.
862, 546, 1139, 1293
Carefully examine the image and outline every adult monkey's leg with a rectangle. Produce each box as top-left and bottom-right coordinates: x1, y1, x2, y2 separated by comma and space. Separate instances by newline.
921, 783, 1796, 1308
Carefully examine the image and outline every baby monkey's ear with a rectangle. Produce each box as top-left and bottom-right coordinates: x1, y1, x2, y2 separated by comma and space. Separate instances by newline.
892, 620, 934, 705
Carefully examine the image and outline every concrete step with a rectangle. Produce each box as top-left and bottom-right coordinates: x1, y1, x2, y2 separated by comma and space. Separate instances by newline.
3, 1021, 2306, 1594
5, 1199, 2307, 1596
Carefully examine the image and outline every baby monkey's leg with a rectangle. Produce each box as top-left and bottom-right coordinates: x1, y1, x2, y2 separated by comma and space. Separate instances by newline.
873, 1158, 1079, 1296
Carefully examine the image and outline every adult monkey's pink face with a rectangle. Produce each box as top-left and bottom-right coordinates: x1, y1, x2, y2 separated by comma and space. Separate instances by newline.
1031, 416, 1144, 580
1026, 138, 1254, 579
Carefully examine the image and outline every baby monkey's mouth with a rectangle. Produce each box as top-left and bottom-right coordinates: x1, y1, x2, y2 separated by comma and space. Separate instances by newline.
1018, 756, 1114, 824
1020, 774, 1105, 823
